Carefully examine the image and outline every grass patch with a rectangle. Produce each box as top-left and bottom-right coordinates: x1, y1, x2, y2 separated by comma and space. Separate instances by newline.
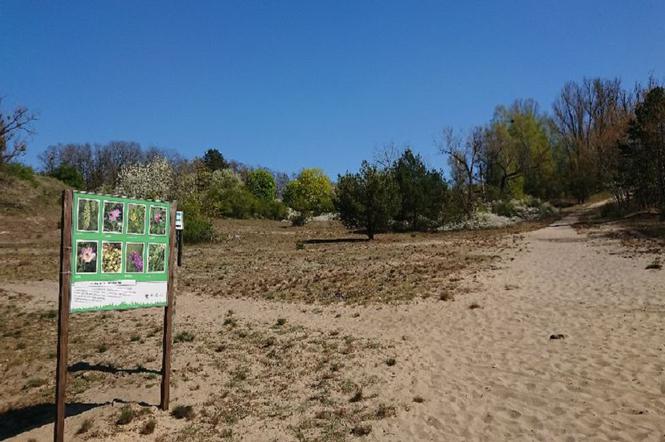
140, 418, 157, 435
171, 404, 195, 420
76, 418, 94, 434
439, 292, 454, 301
174, 331, 195, 343
116, 405, 135, 425
23, 378, 46, 389
351, 424, 372, 436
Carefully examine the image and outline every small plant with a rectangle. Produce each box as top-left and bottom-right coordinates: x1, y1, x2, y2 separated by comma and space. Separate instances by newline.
171, 404, 195, 420
349, 388, 364, 403
295, 241, 305, 250
350, 424, 372, 436
413, 396, 425, 403
23, 378, 46, 389
385, 357, 396, 367
275, 318, 287, 327
116, 405, 135, 425
130, 334, 141, 342
140, 418, 157, 435
375, 403, 396, 419
97, 343, 108, 353
646, 258, 662, 270
439, 292, 454, 302
174, 331, 195, 343
76, 418, 94, 434
469, 302, 481, 310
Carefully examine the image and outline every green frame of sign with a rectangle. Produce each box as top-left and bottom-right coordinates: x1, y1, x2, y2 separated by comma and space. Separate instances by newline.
70, 191, 171, 311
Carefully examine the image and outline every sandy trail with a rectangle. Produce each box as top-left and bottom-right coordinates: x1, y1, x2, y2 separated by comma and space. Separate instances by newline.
171, 210, 664, 440
5, 211, 665, 441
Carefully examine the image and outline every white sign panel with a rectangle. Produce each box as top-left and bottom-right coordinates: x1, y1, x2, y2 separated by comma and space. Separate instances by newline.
71, 280, 167, 312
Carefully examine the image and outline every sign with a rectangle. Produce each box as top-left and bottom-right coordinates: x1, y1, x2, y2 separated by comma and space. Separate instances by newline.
70, 191, 171, 312
175, 210, 184, 230
55, 190, 177, 442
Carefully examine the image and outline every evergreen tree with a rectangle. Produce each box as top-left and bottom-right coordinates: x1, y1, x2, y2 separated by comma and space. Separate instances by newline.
336, 161, 400, 239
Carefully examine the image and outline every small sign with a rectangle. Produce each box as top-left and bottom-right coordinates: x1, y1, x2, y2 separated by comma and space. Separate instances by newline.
70, 191, 171, 313
175, 211, 184, 231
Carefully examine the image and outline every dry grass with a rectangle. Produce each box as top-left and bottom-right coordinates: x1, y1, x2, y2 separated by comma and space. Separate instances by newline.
179, 218, 548, 305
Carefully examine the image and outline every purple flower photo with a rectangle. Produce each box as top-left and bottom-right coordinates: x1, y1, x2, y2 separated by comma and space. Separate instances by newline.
103, 202, 124, 233
125, 243, 144, 273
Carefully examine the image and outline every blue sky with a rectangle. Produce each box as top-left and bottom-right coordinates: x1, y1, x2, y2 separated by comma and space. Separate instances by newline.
1, 1, 664, 177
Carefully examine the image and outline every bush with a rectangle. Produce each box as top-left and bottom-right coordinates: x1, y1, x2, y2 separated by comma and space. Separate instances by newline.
49, 164, 85, 189
1, 162, 35, 182
246, 168, 276, 201
115, 156, 175, 200
493, 199, 517, 217
283, 168, 334, 221
336, 162, 400, 239
180, 197, 215, 243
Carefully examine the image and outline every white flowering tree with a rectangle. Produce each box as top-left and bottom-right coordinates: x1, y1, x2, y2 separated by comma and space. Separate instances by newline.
115, 156, 175, 201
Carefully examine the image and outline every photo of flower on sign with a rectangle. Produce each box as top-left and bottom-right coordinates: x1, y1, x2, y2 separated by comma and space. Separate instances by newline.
70, 191, 171, 313
103, 202, 124, 233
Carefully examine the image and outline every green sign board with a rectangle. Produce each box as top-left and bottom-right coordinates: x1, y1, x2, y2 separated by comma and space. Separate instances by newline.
70, 191, 171, 313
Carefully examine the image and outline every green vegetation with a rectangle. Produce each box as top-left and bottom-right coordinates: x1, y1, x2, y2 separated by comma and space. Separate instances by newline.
174, 331, 195, 343
3, 75, 662, 244
336, 161, 400, 239
283, 168, 334, 224
116, 405, 135, 425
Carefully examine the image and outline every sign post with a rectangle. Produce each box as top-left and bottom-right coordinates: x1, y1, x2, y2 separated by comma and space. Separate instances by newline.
55, 190, 176, 441
175, 210, 183, 267
54, 190, 73, 442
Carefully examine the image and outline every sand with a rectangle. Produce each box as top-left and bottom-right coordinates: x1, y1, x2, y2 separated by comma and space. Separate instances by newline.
4, 209, 665, 441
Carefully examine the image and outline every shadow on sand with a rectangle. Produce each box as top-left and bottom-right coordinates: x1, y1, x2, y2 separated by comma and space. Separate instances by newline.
302, 237, 369, 245
69, 361, 161, 376
0, 402, 102, 440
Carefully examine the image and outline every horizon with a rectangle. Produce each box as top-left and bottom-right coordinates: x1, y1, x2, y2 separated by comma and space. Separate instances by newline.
1, 1, 664, 177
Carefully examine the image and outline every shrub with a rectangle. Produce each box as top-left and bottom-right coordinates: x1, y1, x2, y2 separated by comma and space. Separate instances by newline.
49, 164, 85, 189
174, 331, 195, 343
115, 156, 175, 201
180, 195, 215, 243
171, 405, 195, 420
1, 162, 35, 182
246, 168, 276, 201
336, 161, 400, 239
116, 406, 134, 425
494, 199, 517, 217
283, 168, 334, 222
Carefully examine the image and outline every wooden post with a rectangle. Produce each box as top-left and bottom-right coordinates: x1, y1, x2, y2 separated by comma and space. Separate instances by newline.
54, 189, 73, 442
176, 230, 183, 267
160, 201, 177, 411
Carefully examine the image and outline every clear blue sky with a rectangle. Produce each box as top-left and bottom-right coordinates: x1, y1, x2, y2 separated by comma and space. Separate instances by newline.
1, 1, 664, 177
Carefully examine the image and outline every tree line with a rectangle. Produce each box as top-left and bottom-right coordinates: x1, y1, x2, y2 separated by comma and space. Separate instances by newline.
336, 77, 665, 238
1, 74, 664, 241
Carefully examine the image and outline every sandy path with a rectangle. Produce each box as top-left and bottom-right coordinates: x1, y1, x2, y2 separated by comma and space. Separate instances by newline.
5, 211, 665, 441
181, 211, 665, 441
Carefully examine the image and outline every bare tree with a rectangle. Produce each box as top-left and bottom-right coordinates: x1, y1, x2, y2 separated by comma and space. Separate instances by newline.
438, 127, 483, 214
0, 97, 37, 164
552, 78, 633, 200
373, 142, 403, 169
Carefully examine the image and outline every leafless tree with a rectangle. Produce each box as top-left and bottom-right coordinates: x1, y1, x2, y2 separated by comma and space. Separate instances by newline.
552, 78, 633, 199
438, 127, 483, 214
373, 142, 403, 169
0, 97, 37, 164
